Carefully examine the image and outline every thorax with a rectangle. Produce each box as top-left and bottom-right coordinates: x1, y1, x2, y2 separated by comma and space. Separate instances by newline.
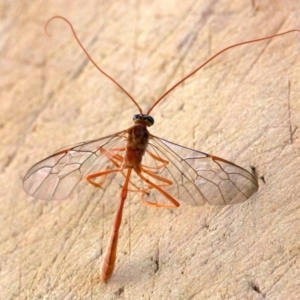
124, 122, 149, 168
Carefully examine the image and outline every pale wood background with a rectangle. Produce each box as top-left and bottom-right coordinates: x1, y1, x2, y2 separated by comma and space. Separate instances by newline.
1, 1, 300, 299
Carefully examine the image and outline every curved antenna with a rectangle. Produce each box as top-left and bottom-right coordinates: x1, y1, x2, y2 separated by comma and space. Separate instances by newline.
45, 16, 142, 114
146, 29, 300, 115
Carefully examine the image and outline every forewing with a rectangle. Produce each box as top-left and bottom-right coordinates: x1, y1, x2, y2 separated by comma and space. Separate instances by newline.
146, 136, 258, 206
23, 131, 127, 200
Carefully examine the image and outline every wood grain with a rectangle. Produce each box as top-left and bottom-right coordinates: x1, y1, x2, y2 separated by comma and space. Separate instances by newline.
1, 1, 300, 299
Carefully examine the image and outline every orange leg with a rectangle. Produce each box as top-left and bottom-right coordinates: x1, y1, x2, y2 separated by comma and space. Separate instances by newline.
85, 147, 125, 188
136, 169, 179, 208
99, 146, 126, 157
98, 151, 151, 194
86, 153, 143, 194
141, 166, 173, 185
100, 168, 132, 282
140, 150, 169, 170
109, 147, 126, 152
146, 150, 169, 164
86, 168, 121, 188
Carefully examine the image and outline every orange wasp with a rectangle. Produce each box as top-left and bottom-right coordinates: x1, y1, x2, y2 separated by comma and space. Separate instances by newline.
23, 16, 299, 281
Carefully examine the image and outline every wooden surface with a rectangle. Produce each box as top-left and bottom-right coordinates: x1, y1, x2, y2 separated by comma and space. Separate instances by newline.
1, 1, 300, 299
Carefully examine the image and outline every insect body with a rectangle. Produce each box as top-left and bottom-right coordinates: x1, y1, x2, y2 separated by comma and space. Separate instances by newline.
23, 16, 299, 281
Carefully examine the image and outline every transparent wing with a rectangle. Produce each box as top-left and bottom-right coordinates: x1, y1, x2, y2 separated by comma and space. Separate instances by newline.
23, 131, 128, 200
24, 130, 258, 205
144, 135, 258, 206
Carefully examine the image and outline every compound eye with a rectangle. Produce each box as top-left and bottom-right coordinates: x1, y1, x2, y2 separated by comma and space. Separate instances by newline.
146, 116, 154, 126
133, 114, 140, 121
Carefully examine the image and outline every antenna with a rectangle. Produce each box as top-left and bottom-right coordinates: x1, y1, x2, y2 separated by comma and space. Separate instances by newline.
146, 29, 300, 114
45, 16, 143, 114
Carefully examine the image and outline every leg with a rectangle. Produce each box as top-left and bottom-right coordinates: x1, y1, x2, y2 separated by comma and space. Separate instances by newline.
146, 150, 169, 164
141, 166, 173, 185
86, 168, 121, 188
85, 147, 125, 188
136, 169, 179, 208
140, 150, 169, 170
